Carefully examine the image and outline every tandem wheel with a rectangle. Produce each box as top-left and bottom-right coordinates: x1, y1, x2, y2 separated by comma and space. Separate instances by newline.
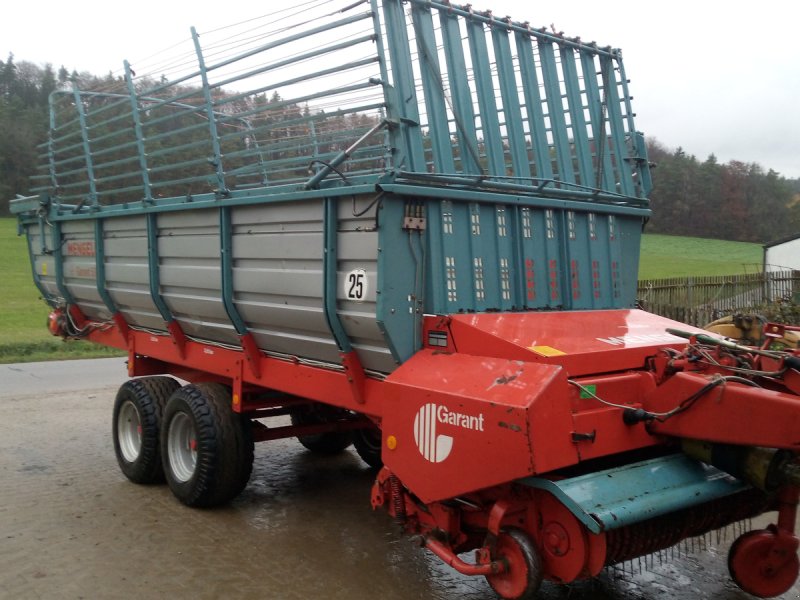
161, 383, 254, 508
353, 426, 383, 469
112, 376, 180, 484
291, 404, 354, 454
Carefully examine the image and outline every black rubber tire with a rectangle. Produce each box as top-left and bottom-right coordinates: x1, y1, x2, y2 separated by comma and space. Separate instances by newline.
161, 383, 254, 508
112, 376, 180, 484
353, 426, 383, 469
291, 404, 353, 455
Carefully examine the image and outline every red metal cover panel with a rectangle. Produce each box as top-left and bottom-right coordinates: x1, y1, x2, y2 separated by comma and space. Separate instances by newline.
381, 350, 577, 503
448, 309, 698, 376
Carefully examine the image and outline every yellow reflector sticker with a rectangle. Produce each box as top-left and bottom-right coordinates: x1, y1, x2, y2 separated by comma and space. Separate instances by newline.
42, 263, 47, 275
529, 345, 566, 357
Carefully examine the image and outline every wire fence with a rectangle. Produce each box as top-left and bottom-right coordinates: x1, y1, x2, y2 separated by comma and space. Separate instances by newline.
637, 270, 800, 327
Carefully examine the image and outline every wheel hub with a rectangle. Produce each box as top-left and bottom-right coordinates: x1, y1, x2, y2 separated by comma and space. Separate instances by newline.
543, 522, 570, 557
117, 400, 142, 463
167, 412, 198, 482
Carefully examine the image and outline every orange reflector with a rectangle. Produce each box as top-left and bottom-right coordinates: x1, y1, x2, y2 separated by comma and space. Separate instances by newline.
386, 435, 397, 450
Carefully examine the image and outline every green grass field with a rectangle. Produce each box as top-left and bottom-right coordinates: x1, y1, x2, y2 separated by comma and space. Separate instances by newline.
0, 218, 124, 363
638, 234, 762, 280
0, 217, 764, 363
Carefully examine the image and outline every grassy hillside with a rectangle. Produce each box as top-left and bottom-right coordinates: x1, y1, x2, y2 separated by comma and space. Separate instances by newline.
638, 234, 762, 280
1, 218, 49, 343
0, 218, 765, 363
0, 218, 123, 362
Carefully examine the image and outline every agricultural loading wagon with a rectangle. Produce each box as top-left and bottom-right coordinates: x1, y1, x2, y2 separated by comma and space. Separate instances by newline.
11, 1, 800, 597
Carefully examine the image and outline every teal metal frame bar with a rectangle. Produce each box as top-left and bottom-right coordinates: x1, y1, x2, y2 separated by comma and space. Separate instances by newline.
437, 7, 481, 175
560, 45, 595, 189
51, 221, 75, 304
94, 218, 130, 341
491, 24, 530, 179
465, 16, 505, 176
600, 55, 635, 198
219, 207, 246, 334
93, 219, 117, 314
513, 32, 553, 181
219, 205, 262, 377
580, 52, 615, 193
381, 0, 425, 173
321, 196, 366, 402
69, 82, 98, 208
410, 5, 455, 173
146, 213, 187, 356
124, 61, 154, 204
538, 39, 576, 186
322, 197, 352, 354
191, 27, 228, 197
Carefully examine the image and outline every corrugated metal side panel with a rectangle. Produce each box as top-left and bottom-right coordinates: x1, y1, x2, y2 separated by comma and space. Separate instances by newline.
158, 210, 238, 344
60, 221, 108, 321
232, 201, 338, 364
336, 196, 394, 372
23, 198, 392, 372
104, 215, 164, 331
231, 197, 391, 372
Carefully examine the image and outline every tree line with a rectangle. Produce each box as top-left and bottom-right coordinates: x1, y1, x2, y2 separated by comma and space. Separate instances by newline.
2, 53, 799, 245
1, 54, 386, 209
645, 139, 800, 243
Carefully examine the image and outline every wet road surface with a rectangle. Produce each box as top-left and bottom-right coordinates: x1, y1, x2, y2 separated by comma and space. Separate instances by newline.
2, 359, 800, 599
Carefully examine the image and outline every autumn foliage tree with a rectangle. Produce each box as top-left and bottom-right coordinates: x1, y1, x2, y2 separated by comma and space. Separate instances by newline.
646, 139, 798, 243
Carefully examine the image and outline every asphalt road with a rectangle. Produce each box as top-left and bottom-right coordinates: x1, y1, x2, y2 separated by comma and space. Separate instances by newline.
1, 358, 799, 599
0, 356, 128, 395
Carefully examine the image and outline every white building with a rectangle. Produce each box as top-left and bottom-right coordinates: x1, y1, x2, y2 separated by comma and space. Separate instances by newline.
764, 234, 800, 272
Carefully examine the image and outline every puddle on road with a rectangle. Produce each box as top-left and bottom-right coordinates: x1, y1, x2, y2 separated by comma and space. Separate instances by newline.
199, 440, 778, 600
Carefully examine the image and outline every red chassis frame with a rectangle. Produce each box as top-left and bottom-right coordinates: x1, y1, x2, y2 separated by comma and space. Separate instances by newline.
63, 305, 800, 597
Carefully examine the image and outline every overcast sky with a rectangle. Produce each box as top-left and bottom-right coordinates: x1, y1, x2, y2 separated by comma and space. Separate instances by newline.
3, 0, 798, 178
